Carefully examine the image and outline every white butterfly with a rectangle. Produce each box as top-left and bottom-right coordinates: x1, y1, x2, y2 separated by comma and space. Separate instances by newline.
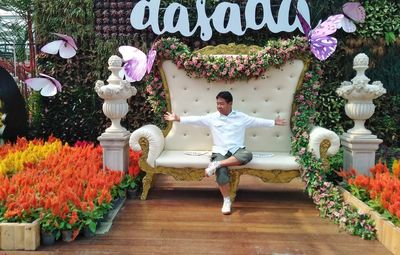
118, 46, 157, 82
41, 33, 78, 59
340, 2, 366, 33
25, 73, 62, 97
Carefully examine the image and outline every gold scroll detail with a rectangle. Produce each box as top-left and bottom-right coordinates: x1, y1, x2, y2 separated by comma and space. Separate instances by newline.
320, 139, 332, 171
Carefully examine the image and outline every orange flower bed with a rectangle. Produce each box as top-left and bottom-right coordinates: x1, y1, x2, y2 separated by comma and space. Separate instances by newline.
344, 160, 400, 226
0, 141, 136, 241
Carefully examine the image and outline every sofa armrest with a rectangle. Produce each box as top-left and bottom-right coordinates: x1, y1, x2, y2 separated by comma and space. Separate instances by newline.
129, 124, 165, 168
308, 126, 340, 159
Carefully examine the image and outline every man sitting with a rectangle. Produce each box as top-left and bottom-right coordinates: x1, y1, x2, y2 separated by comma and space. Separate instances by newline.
164, 91, 286, 215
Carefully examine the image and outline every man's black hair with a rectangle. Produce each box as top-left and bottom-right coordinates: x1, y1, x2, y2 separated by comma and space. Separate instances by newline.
216, 91, 233, 103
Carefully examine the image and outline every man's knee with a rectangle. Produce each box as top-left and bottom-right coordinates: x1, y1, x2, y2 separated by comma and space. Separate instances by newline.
234, 149, 253, 165
216, 167, 230, 185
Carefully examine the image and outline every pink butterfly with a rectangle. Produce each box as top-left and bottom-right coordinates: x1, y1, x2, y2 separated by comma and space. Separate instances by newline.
297, 11, 344, 61
118, 46, 156, 82
25, 73, 62, 97
340, 2, 366, 33
41, 33, 77, 59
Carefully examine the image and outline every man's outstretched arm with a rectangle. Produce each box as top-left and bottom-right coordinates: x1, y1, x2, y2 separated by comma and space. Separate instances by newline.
164, 112, 209, 127
274, 115, 287, 126
245, 114, 287, 128
164, 112, 180, 122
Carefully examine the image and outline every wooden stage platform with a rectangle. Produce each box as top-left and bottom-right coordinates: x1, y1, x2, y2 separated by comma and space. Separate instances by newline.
4, 175, 391, 255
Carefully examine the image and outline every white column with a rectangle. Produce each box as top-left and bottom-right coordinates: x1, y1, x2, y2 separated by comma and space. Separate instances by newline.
336, 53, 386, 175
95, 55, 137, 171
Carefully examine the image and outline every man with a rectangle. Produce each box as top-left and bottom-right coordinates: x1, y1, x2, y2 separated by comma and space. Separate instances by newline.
164, 91, 286, 215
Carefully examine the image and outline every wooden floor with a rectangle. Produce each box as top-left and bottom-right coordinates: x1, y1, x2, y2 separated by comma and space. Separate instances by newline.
4, 176, 391, 255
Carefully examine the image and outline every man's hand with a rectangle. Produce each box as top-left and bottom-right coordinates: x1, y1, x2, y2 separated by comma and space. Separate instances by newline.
164, 112, 180, 122
275, 115, 287, 126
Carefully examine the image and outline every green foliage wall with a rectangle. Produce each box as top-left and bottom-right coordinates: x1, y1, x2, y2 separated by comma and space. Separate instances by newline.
31, 0, 158, 144
31, 0, 400, 148
31, 0, 103, 142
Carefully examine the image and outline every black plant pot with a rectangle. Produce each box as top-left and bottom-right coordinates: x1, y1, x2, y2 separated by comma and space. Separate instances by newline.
83, 225, 96, 238
126, 186, 142, 199
61, 230, 74, 242
41, 230, 56, 246
111, 196, 124, 209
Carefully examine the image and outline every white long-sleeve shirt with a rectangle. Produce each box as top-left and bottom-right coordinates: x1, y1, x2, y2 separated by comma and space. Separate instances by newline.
180, 110, 275, 155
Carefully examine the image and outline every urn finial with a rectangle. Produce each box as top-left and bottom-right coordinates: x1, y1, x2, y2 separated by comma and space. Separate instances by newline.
108, 55, 123, 68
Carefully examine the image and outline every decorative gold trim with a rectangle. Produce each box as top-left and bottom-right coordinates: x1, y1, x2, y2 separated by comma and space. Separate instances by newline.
158, 64, 173, 137
319, 139, 331, 171
138, 137, 300, 200
291, 58, 311, 127
194, 43, 263, 55
295, 58, 311, 91
230, 169, 300, 201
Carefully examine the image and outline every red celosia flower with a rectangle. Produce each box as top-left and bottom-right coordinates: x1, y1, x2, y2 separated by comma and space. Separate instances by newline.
69, 211, 78, 225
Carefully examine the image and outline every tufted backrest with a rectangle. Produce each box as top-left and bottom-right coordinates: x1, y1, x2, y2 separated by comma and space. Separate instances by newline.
161, 59, 305, 153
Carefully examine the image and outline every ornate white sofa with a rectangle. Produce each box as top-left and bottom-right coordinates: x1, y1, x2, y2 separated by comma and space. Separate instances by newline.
130, 57, 340, 200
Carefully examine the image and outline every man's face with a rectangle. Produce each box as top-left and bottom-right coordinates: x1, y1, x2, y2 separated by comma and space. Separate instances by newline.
216, 97, 232, 116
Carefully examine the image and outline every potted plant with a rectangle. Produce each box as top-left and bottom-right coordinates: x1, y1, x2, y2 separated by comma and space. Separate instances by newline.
58, 210, 81, 242
126, 172, 144, 199
39, 211, 61, 246
80, 206, 103, 238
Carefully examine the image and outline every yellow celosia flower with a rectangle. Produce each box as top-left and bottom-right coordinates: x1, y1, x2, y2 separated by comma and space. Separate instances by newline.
393, 160, 399, 179
0, 139, 63, 176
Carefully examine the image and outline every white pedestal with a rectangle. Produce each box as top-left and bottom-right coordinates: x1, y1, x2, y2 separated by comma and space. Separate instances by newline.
98, 131, 130, 172
340, 133, 382, 175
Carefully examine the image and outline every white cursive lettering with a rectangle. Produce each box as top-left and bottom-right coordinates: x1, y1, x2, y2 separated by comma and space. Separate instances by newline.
130, 0, 310, 41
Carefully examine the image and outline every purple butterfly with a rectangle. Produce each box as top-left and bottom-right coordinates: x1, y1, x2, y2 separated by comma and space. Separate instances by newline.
118, 46, 157, 82
297, 11, 344, 61
41, 33, 77, 59
340, 2, 366, 33
25, 73, 62, 97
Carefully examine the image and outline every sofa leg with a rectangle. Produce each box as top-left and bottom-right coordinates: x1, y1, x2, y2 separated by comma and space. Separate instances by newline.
230, 171, 240, 202
141, 173, 154, 200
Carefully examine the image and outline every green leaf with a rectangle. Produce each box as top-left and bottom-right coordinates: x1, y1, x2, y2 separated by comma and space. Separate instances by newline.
384, 32, 396, 45
89, 221, 97, 233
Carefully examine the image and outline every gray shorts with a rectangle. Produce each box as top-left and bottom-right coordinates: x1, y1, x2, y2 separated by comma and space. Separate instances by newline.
210, 148, 253, 185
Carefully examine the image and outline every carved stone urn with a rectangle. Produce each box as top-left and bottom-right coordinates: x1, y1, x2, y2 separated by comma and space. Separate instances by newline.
337, 53, 386, 175
95, 55, 137, 172
336, 53, 386, 136
95, 55, 137, 133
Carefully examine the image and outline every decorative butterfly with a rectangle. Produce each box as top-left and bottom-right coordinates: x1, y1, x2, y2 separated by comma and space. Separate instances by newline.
296, 11, 344, 61
118, 46, 157, 82
41, 33, 77, 59
340, 2, 366, 33
25, 73, 62, 97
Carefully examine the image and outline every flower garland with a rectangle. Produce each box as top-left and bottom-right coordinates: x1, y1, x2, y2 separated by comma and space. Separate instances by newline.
290, 62, 376, 239
144, 36, 308, 114
144, 37, 377, 239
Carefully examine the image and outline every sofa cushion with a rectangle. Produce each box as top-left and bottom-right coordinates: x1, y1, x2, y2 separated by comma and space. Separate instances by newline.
155, 151, 300, 170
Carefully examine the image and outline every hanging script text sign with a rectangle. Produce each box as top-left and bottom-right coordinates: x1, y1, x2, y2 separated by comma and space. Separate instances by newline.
130, 0, 310, 41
